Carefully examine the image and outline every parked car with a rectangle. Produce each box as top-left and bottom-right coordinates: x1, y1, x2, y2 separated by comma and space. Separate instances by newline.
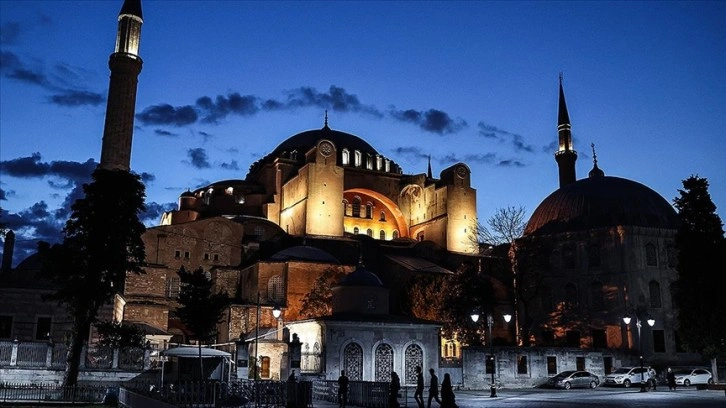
547, 370, 600, 389
604, 367, 656, 388
673, 367, 714, 386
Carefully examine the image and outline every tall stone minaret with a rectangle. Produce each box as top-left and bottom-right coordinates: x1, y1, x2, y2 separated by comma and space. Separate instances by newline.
99, 0, 143, 171
555, 74, 577, 187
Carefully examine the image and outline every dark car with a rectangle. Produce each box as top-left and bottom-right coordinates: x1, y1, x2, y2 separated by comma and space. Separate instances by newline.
547, 370, 600, 389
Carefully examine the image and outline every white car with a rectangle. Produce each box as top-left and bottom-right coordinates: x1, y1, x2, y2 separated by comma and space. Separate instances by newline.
604, 367, 656, 388
673, 367, 714, 386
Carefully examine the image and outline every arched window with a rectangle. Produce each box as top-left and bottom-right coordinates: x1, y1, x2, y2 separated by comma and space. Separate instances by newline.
343, 343, 363, 381
384, 159, 391, 172
392, 230, 399, 239
354, 151, 362, 167
666, 244, 677, 268
589, 281, 604, 310
587, 243, 601, 268
649, 280, 662, 308
268, 275, 285, 302
404, 344, 423, 386
565, 283, 578, 307
366, 154, 373, 170
366, 202, 373, 219
562, 244, 576, 269
353, 227, 359, 235
417, 232, 425, 241
367, 229, 373, 237
375, 343, 394, 382
342, 149, 350, 165
380, 211, 386, 222
260, 356, 271, 378
645, 243, 658, 266
379, 230, 386, 240
352, 196, 362, 218
376, 155, 383, 170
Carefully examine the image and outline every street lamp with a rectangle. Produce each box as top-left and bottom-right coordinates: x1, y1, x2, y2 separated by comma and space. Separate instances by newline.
471, 312, 510, 398
254, 292, 260, 408
623, 313, 655, 392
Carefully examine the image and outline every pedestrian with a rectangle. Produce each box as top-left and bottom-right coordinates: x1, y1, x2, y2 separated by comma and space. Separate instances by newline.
414, 365, 425, 408
667, 367, 676, 390
389, 371, 401, 408
338, 370, 349, 408
288, 369, 297, 382
440, 373, 458, 408
427, 368, 441, 408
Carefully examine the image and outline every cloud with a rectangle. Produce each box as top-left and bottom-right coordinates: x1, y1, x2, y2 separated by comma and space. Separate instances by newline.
49, 90, 104, 106
154, 129, 178, 137
136, 104, 198, 126
389, 108, 467, 134
220, 160, 240, 171
478, 122, 534, 153
142, 201, 176, 225
391, 146, 430, 161
196, 93, 259, 123
186, 148, 211, 169
0, 51, 105, 107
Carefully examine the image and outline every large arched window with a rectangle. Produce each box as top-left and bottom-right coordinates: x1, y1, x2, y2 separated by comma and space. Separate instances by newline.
392, 230, 399, 239
268, 275, 285, 303
645, 243, 658, 266
354, 151, 362, 167
365, 202, 373, 219
649, 280, 662, 308
375, 343, 394, 382
367, 228, 373, 237
352, 196, 362, 218
342, 149, 350, 165
343, 343, 363, 381
379, 230, 386, 240
404, 344, 423, 386
260, 356, 271, 378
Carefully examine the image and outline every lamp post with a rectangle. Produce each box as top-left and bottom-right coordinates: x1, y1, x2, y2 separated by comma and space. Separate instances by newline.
254, 292, 260, 408
623, 313, 655, 392
471, 312, 512, 398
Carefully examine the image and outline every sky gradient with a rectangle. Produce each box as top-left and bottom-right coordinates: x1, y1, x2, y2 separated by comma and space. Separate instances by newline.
1, 1, 724, 266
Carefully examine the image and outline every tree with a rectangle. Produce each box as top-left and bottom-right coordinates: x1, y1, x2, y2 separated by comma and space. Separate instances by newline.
95, 321, 146, 348
299, 267, 347, 318
471, 206, 527, 248
39, 169, 146, 386
176, 266, 230, 380
442, 263, 496, 346
672, 176, 726, 366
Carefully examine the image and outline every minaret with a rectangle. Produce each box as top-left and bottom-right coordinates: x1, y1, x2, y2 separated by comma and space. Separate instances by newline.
99, 0, 143, 171
554, 73, 577, 187
427, 155, 432, 179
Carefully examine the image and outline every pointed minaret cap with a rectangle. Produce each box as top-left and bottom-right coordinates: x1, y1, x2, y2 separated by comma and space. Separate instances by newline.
120, 0, 143, 20
588, 143, 605, 178
558, 72, 570, 127
427, 155, 433, 178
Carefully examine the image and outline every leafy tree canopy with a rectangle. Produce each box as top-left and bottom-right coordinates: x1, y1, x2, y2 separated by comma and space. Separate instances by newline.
95, 321, 146, 348
176, 266, 230, 344
672, 176, 726, 357
300, 266, 347, 318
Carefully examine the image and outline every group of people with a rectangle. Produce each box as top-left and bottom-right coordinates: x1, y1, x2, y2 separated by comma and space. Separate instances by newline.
415, 366, 457, 408
337, 366, 457, 408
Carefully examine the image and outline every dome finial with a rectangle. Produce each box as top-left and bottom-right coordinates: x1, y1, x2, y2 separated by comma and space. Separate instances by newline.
588, 142, 604, 178
323, 110, 329, 129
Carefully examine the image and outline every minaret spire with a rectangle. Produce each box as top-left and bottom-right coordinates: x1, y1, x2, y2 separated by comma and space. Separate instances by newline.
427, 155, 432, 178
99, 0, 144, 171
554, 73, 577, 187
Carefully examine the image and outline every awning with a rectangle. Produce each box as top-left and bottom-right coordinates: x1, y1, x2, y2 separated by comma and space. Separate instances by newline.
161, 347, 231, 358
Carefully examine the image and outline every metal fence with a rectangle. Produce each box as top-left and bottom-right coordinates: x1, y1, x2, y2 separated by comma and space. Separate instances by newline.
0, 383, 107, 404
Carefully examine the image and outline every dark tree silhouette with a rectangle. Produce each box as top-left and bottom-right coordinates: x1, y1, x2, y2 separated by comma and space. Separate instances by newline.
95, 321, 146, 348
672, 176, 725, 363
176, 266, 230, 379
442, 264, 496, 345
39, 168, 146, 386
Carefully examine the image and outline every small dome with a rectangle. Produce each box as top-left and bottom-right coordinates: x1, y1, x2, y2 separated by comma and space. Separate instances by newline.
180, 190, 195, 198
338, 264, 384, 287
525, 176, 678, 236
270, 245, 340, 263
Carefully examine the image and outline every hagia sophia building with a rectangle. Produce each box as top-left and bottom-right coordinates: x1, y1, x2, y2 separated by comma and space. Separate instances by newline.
0, 0, 704, 386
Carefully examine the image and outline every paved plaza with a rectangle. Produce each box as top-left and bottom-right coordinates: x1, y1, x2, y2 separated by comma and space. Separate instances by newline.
311, 387, 726, 408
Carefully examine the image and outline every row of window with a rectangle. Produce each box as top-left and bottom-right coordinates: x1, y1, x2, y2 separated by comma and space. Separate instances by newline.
173, 250, 220, 262
342, 342, 424, 385
0, 316, 53, 340
341, 149, 392, 173
542, 280, 665, 311
552, 242, 676, 270
349, 227, 400, 240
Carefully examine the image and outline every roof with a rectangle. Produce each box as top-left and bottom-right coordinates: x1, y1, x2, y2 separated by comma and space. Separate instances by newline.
270, 245, 340, 263
271, 125, 378, 157
385, 254, 455, 274
525, 175, 679, 236
161, 347, 231, 358
336, 264, 383, 287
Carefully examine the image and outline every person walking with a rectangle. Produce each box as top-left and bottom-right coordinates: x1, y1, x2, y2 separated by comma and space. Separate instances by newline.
667, 367, 676, 390
427, 368, 441, 408
338, 370, 350, 408
414, 365, 425, 408
440, 373, 458, 408
389, 371, 401, 408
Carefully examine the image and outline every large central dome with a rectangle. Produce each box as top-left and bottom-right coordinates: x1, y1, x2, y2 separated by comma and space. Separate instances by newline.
271, 125, 378, 157
524, 175, 679, 236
